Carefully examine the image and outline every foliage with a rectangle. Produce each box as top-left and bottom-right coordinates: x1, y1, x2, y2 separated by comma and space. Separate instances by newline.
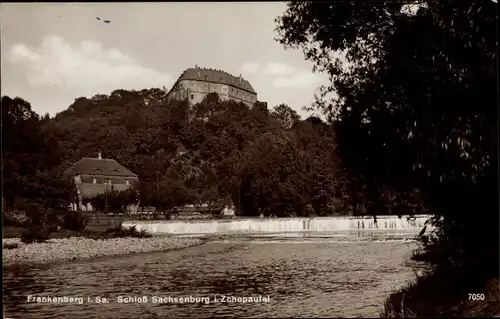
21, 224, 51, 244
380, 266, 500, 317
275, 0, 498, 263
3, 211, 29, 227
2, 96, 76, 213
104, 225, 152, 238
3, 242, 19, 250
31, 88, 351, 217
236, 127, 344, 217
275, 0, 498, 316
270, 103, 301, 129
63, 210, 88, 231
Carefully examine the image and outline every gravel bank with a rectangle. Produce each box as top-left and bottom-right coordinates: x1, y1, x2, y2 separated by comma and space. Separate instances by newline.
2, 236, 203, 267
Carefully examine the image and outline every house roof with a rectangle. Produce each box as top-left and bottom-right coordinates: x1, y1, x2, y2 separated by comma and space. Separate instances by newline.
66, 157, 138, 178
175, 67, 257, 94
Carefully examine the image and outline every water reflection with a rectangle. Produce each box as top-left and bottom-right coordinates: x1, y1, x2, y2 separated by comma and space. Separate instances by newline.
3, 234, 425, 318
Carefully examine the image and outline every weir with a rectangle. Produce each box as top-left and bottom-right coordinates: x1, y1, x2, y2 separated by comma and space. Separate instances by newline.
122, 215, 431, 235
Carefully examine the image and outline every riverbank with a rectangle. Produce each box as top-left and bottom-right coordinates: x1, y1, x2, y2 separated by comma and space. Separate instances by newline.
381, 261, 500, 317
2, 236, 204, 267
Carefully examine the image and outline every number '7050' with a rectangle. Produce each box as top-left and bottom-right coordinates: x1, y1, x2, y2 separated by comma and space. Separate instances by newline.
468, 293, 485, 301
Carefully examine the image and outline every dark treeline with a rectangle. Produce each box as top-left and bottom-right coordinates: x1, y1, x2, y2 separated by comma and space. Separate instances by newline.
2, 96, 77, 224
275, 0, 498, 316
4, 90, 423, 218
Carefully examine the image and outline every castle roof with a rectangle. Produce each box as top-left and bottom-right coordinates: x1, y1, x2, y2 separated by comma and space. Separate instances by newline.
176, 67, 256, 94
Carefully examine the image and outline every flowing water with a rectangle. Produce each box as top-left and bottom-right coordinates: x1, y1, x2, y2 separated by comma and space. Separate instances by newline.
3, 227, 429, 318
122, 215, 431, 235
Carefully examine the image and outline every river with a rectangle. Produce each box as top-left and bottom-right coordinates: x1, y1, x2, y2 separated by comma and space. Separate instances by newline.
3, 231, 426, 318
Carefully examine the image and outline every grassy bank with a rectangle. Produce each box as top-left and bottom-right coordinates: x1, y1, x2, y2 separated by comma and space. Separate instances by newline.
381, 248, 500, 317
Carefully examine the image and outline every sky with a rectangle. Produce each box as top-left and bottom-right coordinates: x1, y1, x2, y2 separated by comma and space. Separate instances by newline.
1, 3, 330, 118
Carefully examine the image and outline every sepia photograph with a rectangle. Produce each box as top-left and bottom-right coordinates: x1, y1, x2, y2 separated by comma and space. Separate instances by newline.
1, 1, 499, 318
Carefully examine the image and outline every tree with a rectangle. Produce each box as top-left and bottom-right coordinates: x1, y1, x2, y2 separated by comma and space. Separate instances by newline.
253, 101, 270, 116
275, 0, 498, 286
2, 96, 75, 215
271, 103, 301, 129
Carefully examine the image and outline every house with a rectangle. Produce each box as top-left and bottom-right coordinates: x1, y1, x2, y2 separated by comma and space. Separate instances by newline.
166, 65, 259, 107
65, 152, 139, 212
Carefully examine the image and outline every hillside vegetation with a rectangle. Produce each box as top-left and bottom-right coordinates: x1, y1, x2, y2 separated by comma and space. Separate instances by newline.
7, 90, 401, 218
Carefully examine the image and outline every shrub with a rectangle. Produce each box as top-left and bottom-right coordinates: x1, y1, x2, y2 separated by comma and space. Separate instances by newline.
104, 225, 152, 238
3, 210, 29, 227
46, 223, 60, 233
381, 264, 500, 318
3, 242, 19, 249
138, 228, 152, 238
47, 211, 65, 229
21, 225, 50, 244
63, 210, 87, 231
303, 204, 315, 217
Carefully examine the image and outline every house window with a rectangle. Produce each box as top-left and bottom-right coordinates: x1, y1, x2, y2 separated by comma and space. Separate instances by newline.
125, 180, 130, 185
92, 178, 97, 184
205, 76, 208, 80
191, 94, 194, 99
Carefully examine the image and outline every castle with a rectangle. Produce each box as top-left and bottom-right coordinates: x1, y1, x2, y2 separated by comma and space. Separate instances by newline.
166, 65, 258, 107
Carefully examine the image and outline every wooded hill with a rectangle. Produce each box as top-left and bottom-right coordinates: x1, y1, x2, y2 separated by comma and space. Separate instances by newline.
4, 91, 357, 217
